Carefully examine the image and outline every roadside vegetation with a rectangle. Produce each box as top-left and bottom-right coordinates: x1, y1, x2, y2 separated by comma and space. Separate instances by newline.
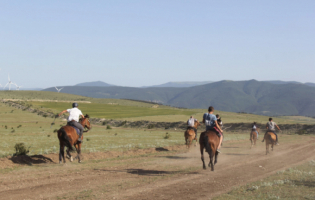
214, 160, 315, 200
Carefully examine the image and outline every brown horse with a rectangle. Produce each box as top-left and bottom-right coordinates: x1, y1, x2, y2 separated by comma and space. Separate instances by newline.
265, 131, 276, 155
199, 130, 220, 171
250, 129, 258, 148
184, 120, 201, 149
57, 115, 91, 163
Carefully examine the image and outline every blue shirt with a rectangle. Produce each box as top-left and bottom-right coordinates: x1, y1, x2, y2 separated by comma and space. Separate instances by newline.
203, 113, 217, 130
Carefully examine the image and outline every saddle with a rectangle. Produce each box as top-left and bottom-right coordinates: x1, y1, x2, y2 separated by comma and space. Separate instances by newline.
71, 126, 80, 136
66, 121, 80, 136
207, 127, 222, 137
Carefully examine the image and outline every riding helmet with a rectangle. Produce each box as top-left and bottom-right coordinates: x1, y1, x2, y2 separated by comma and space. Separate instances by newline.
72, 102, 78, 108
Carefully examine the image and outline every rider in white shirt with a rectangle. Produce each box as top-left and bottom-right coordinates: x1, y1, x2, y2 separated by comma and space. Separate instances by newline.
58, 103, 85, 142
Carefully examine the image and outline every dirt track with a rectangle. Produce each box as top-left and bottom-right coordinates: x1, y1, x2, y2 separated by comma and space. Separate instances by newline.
1, 135, 315, 200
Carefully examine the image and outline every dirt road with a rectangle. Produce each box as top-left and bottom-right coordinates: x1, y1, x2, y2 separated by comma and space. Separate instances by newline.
1, 134, 315, 200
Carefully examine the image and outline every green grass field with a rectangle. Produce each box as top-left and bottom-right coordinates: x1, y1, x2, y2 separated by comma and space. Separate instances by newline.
2, 91, 315, 124
0, 103, 250, 157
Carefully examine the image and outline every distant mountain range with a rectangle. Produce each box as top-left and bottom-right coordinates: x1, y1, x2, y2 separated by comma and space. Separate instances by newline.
144, 81, 213, 88
75, 81, 115, 87
74, 80, 315, 88
44, 79, 315, 116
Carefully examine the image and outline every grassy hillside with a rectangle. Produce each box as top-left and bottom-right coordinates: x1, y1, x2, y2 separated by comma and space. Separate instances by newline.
28, 101, 195, 119
2, 90, 315, 124
43, 80, 315, 116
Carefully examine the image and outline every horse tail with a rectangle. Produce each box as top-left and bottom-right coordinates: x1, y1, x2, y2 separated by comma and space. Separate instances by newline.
204, 134, 211, 154
59, 128, 75, 152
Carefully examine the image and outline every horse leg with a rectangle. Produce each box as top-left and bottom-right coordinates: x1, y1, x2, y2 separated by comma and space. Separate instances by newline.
59, 144, 65, 164
77, 143, 82, 163
266, 142, 269, 155
209, 151, 214, 171
66, 148, 73, 162
200, 144, 206, 169
271, 143, 274, 151
214, 150, 219, 165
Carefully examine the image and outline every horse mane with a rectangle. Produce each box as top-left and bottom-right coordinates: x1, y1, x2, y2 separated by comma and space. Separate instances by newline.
84, 114, 90, 118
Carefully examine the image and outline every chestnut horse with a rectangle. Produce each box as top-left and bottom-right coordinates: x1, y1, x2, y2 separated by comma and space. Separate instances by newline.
199, 130, 220, 171
184, 120, 201, 149
250, 130, 258, 148
57, 115, 91, 163
265, 131, 276, 155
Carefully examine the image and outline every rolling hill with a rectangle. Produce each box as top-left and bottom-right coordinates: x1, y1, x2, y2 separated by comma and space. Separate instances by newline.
145, 81, 213, 88
43, 80, 315, 116
75, 81, 114, 87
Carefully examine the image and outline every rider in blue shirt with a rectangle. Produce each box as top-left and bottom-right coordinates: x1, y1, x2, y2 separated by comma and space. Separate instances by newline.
203, 106, 224, 153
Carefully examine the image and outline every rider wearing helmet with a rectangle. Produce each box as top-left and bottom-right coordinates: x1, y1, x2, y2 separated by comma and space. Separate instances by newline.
57, 103, 85, 142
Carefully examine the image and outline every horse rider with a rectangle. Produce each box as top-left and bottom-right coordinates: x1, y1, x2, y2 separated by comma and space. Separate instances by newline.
187, 116, 198, 140
250, 122, 259, 140
262, 118, 281, 145
203, 106, 224, 153
57, 102, 85, 142
216, 114, 223, 127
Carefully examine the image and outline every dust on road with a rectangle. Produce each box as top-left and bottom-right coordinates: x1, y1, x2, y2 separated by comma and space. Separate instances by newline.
0, 135, 314, 200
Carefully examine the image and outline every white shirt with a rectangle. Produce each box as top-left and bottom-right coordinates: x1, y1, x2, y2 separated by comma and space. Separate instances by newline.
67, 108, 83, 122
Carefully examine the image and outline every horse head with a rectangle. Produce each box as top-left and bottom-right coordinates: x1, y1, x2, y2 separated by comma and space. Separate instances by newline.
195, 120, 201, 127
80, 114, 92, 131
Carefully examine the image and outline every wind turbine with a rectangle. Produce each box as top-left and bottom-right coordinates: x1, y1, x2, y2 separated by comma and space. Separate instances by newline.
3, 75, 15, 90
14, 83, 22, 90
55, 86, 63, 93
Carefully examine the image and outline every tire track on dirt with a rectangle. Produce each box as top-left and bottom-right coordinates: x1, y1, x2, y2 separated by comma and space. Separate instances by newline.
113, 139, 315, 200
0, 138, 314, 200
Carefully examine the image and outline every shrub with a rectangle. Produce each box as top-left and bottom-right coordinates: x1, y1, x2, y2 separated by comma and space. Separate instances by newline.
11, 129, 15, 133
5, 125, 7, 129
148, 124, 155, 129
17, 125, 22, 128
53, 129, 58, 133
106, 125, 112, 129
86, 138, 90, 141
164, 132, 171, 139
47, 135, 50, 137
102, 121, 107, 125
14, 143, 30, 156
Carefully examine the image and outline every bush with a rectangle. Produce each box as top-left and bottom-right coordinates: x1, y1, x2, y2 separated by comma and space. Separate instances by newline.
106, 125, 112, 129
148, 124, 155, 129
102, 121, 107, 125
14, 143, 30, 156
17, 125, 22, 128
11, 129, 15, 133
86, 138, 90, 141
164, 132, 171, 139
53, 129, 58, 133
5, 125, 7, 129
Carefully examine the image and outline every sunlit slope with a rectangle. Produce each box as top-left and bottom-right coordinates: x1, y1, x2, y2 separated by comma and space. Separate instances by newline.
29, 101, 196, 119
43, 80, 315, 116
0, 91, 168, 108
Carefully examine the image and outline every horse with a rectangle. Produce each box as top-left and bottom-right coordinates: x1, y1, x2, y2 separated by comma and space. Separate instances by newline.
199, 130, 220, 171
250, 129, 259, 148
57, 115, 91, 163
264, 131, 276, 155
184, 120, 201, 149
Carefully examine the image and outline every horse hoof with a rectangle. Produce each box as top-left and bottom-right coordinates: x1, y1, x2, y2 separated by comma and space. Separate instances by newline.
70, 157, 73, 162
211, 169, 214, 171
203, 167, 206, 170
78, 160, 82, 163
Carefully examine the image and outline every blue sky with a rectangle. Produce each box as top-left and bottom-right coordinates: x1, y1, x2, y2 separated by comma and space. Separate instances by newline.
0, 0, 314, 88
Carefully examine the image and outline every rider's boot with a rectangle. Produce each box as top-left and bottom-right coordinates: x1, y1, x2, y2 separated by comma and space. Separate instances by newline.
77, 134, 82, 142
276, 137, 279, 145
